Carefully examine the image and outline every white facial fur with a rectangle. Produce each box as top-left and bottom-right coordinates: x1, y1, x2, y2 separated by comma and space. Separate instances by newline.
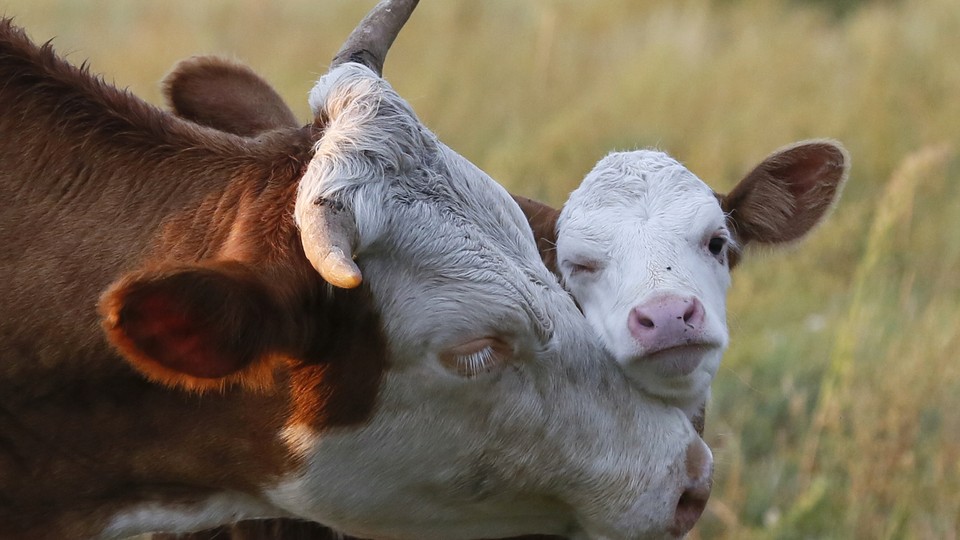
558, 151, 733, 419
274, 65, 711, 539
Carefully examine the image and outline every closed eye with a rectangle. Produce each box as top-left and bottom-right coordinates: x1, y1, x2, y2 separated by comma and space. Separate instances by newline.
439, 337, 511, 378
562, 258, 604, 277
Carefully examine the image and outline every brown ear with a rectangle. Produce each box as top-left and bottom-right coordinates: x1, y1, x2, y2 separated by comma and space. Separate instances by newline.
512, 194, 561, 277
721, 140, 849, 250
100, 260, 293, 392
163, 56, 300, 136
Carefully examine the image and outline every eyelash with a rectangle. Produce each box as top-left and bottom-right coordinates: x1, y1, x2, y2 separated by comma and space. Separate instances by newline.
565, 259, 602, 277
440, 337, 510, 378
453, 346, 499, 378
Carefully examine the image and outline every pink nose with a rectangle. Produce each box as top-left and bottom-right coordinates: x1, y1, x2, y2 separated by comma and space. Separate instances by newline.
627, 295, 705, 352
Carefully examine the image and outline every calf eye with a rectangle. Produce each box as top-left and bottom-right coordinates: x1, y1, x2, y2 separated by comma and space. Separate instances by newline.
563, 258, 603, 277
707, 236, 727, 257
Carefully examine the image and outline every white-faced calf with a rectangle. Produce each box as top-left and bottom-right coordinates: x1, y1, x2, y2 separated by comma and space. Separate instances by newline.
555, 144, 848, 429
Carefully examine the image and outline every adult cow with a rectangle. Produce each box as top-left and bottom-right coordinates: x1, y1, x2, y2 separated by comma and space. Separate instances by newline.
0, 1, 713, 539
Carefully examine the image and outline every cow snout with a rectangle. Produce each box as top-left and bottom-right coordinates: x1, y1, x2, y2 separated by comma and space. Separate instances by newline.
670, 437, 713, 537
627, 295, 705, 352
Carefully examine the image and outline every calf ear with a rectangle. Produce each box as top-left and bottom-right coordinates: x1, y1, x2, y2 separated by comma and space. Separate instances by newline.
100, 261, 293, 392
512, 194, 561, 277
720, 140, 849, 248
163, 56, 300, 136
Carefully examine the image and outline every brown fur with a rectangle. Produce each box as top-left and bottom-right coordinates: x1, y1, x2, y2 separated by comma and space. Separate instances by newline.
163, 56, 300, 137
511, 195, 562, 278
721, 141, 848, 248
0, 19, 389, 538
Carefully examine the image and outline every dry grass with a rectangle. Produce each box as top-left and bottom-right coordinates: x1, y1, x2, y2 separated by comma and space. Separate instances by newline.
4, 0, 959, 537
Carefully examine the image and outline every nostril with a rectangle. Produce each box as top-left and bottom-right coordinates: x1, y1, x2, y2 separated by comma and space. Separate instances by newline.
682, 298, 705, 326
671, 484, 710, 537
629, 307, 656, 330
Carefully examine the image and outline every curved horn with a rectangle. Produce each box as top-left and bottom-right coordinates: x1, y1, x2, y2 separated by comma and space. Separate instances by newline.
298, 1, 418, 288
330, 0, 420, 76
298, 197, 362, 289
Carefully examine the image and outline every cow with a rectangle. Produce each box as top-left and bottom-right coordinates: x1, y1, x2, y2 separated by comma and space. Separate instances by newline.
0, 1, 714, 539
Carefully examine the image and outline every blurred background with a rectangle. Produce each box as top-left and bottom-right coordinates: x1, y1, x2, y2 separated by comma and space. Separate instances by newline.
4, 0, 957, 537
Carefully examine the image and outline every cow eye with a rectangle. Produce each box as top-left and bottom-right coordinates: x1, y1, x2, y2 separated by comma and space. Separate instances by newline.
439, 337, 510, 378
563, 258, 603, 277
707, 236, 727, 257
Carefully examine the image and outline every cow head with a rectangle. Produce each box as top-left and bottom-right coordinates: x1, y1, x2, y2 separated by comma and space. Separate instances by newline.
556, 145, 848, 419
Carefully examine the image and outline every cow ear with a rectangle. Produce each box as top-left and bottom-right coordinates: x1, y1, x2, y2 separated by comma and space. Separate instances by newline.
100, 261, 292, 392
163, 55, 300, 136
720, 140, 849, 248
512, 194, 561, 277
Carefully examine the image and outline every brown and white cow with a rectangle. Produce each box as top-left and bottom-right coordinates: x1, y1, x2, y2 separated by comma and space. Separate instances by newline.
0, 1, 712, 539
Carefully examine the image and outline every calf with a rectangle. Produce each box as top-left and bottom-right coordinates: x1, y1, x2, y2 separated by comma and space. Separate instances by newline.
554, 145, 847, 430
0, 1, 711, 538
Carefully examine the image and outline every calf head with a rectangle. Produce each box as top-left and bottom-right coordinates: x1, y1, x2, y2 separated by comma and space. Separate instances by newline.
557, 145, 848, 419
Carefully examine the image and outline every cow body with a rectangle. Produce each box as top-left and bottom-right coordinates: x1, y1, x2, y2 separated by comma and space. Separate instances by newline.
0, 15, 710, 540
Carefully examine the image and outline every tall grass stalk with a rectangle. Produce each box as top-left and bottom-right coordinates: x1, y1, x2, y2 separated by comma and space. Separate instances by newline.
799, 144, 954, 535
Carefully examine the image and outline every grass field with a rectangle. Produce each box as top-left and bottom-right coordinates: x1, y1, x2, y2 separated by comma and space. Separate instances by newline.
4, 0, 958, 538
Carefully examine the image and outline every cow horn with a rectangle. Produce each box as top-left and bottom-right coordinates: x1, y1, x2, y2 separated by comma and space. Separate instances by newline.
330, 0, 420, 76
297, 0, 418, 288
298, 197, 362, 289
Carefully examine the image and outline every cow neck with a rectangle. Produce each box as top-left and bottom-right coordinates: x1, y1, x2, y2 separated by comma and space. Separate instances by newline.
150, 127, 317, 264
0, 367, 294, 538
